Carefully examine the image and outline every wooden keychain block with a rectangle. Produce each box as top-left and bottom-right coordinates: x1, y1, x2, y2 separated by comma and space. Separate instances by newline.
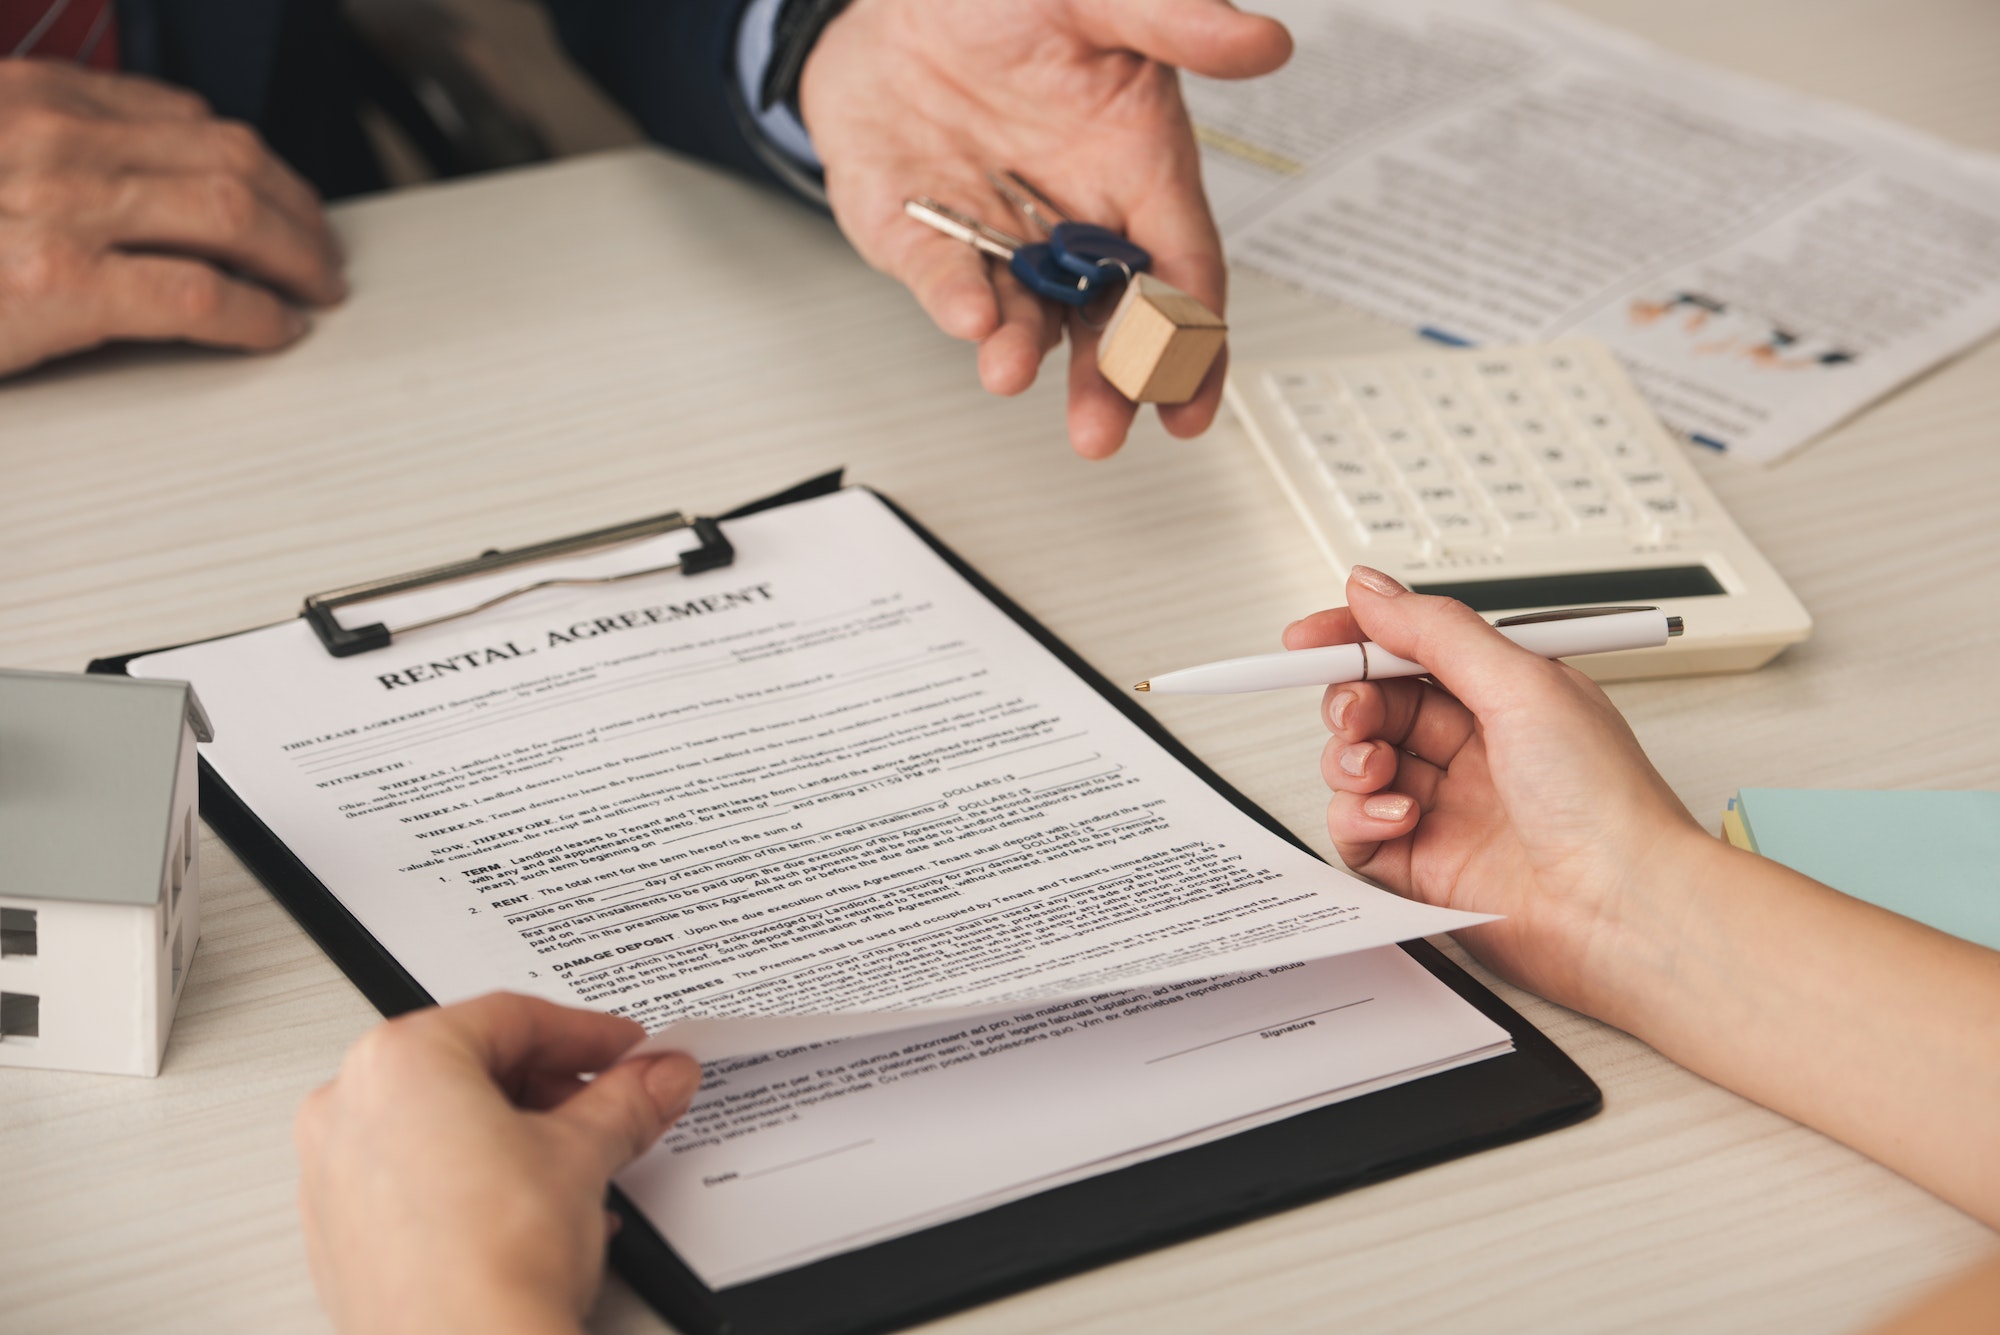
1096, 273, 1228, 404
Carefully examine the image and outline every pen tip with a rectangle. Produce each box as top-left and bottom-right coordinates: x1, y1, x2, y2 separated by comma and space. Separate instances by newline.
1133, 681, 1150, 693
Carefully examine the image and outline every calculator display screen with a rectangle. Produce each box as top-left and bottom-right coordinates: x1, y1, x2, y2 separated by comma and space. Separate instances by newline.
1410, 566, 1727, 612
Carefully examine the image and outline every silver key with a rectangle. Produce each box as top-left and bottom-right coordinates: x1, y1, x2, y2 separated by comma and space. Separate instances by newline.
904, 196, 1094, 307
988, 170, 1071, 233
905, 197, 1028, 261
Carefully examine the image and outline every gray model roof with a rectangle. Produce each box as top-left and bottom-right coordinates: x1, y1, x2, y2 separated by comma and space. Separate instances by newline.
0, 670, 212, 907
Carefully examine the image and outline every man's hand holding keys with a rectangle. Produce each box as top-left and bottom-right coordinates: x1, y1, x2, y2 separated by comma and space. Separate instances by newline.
802, 0, 1293, 459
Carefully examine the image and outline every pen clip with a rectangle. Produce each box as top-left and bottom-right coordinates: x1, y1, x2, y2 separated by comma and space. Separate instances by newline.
1491, 605, 1658, 627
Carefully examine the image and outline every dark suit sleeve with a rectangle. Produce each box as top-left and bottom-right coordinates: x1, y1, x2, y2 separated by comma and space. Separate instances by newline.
540, 0, 788, 190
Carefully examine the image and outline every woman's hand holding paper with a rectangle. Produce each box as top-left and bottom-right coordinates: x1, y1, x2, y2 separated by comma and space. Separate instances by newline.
294, 994, 699, 1335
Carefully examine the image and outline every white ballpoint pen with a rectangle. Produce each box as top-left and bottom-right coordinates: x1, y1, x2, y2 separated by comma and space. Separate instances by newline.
1133, 606, 1684, 695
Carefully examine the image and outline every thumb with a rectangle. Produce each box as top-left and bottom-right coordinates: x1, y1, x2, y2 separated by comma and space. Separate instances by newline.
549, 1052, 702, 1178
1070, 0, 1294, 80
1343, 565, 1559, 715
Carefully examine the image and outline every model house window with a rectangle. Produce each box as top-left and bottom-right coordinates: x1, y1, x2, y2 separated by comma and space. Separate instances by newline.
0, 991, 37, 1040
184, 808, 194, 872
170, 846, 183, 914
172, 925, 185, 993
0, 908, 34, 957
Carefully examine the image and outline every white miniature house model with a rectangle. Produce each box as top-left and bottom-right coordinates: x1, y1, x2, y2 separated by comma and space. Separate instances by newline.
0, 669, 213, 1077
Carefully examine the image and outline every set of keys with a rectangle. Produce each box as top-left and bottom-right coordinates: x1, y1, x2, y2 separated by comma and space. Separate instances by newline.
904, 172, 1226, 405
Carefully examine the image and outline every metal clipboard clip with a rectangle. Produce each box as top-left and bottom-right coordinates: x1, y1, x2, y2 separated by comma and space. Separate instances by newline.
302, 511, 736, 658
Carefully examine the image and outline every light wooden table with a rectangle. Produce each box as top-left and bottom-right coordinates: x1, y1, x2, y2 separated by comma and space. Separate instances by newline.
3, 4, 1997, 1330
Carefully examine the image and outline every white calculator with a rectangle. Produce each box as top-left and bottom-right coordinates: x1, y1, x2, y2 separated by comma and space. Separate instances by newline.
1227, 339, 1811, 679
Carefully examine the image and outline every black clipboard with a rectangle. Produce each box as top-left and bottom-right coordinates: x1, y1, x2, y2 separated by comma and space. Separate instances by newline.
94, 471, 1599, 1335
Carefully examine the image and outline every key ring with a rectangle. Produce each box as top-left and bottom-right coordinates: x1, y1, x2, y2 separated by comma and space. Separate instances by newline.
1075, 258, 1135, 331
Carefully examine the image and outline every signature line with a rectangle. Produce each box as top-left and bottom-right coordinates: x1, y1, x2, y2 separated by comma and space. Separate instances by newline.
1144, 999, 1375, 1064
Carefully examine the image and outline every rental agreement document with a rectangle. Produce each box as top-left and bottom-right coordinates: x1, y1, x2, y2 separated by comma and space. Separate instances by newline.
130, 487, 1510, 1284
1187, 0, 2000, 463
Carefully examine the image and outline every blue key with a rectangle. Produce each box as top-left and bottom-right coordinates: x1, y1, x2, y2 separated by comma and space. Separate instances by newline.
904, 197, 1111, 308
988, 171, 1152, 282
1012, 241, 1100, 308
1048, 222, 1152, 281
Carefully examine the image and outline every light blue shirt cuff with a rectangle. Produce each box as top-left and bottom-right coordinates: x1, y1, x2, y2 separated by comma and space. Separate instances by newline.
735, 0, 824, 172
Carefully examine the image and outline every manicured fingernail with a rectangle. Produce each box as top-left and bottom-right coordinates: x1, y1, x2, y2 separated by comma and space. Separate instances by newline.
1363, 794, 1413, 821
1282, 619, 1301, 641
1338, 743, 1371, 777
1350, 565, 1405, 597
1329, 690, 1356, 731
282, 308, 309, 339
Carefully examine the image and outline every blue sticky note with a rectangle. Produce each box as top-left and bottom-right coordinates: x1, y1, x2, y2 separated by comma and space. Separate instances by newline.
1736, 789, 2000, 951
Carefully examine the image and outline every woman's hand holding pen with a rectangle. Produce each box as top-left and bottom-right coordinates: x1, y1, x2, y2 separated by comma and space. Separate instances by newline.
1283, 564, 1713, 1026
1287, 567, 2000, 1231
294, 994, 700, 1335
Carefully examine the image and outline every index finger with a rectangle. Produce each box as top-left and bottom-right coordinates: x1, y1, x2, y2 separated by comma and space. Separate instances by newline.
1070, 0, 1295, 82
1282, 607, 1365, 649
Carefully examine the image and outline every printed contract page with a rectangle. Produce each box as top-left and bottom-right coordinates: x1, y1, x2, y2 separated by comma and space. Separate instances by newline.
133, 488, 1509, 1282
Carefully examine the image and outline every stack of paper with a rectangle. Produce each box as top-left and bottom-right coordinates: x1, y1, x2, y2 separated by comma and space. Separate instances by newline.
1723, 789, 2000, 950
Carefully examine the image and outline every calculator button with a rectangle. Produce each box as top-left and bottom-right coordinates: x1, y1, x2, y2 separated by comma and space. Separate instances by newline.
1498, 505, 1558, 533
1424, 389, 1471, 415
1357, 393, 1410, 428
1464, 447, 1518, 477
1413, 482, 1470, 513
1339, 371, 1397, 408
1430, 510, 1490, 538
1389, 451, 1450, 481
1268, 370, 1325, 403
1638, 494, 1698, 527
1304, 426, 1366, 457
1375, 423, 1421, 451
1605, 437, 1655, 465
1618, 469, 1676, 497
1578, 410, 1628, 442
1481, 476, 1535, 503
1566, 499, 1625, 527
1530, 441, 1578, 471
1439, 417, 1490, 448
1555, 379, 1608, 410
1549, 473, 1604, 501
1512, 415, 1556, 441
1484, 384, 1536, 411
1284, 397, 1342, 431
1341, 486, 1403, 517
1315, 455, 1380, 488
1355, 515, 1420, 547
